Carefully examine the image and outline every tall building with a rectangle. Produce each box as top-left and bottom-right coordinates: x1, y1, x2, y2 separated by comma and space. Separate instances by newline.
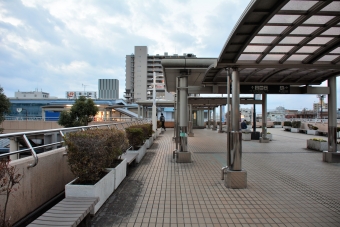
125, 46, 196, 103
98, 79, 119, 99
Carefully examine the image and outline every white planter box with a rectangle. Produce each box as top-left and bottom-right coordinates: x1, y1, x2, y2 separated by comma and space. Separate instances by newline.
283, 126, 291, 131
127, 143, 146, 163
242, 133, 251, 141
307, 130, 317, 135
274, 125, 282, 128
307, 140, 327, 151
267, 134, 272, 141
145, 137, 153, 149
291, 128, 299, 133
107, 158, 127, 190
65, 169, 115, 214
152, 132, 156, 140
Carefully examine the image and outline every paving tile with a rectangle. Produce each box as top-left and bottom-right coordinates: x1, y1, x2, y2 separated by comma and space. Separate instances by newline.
91, 128, 340, 227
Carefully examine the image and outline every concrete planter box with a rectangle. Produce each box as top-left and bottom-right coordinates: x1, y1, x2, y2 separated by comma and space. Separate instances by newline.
242, 133, 251, 141
127, 143, 146, 163
145, 137, 153, 149
307, 130, 317, 135
274, 125, 282, 128
307, 140, 327, 151
283, 126, 291, 131
65, 169, 115, 214
291, 128, 299, 133
152, 132, 156, 140
107, 158, 127, 190
267, 134, 272, 141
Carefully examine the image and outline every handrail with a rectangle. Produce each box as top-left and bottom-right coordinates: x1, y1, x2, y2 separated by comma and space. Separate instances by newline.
0, 118, 150, 168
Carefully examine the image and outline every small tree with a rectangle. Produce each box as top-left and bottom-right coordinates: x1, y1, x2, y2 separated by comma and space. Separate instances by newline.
0, 159, 22, 227
58, 96, 98, 127
0, 87, 11, 133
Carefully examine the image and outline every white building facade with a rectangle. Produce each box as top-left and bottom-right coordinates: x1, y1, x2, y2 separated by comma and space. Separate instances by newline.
98, 79, 119, 99
125, 46, 195, 103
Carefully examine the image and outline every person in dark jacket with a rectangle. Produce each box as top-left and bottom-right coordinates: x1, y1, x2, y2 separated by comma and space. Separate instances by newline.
160, 113, 166, 131
241, 120, 247, 130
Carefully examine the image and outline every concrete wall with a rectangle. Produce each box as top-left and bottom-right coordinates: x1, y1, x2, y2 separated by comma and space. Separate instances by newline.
1, 120, 62, 133
0, 148, 75, 225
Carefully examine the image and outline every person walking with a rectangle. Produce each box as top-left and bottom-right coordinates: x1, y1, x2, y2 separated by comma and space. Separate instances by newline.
160, 113, 166, 131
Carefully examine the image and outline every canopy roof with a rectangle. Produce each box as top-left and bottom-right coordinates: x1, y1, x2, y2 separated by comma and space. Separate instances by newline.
204, 0, 340, 86
163, 0, 340, 93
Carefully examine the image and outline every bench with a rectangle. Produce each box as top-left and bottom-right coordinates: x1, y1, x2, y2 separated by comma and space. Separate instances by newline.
121, 152, 139, 165
27, 197, 99, 227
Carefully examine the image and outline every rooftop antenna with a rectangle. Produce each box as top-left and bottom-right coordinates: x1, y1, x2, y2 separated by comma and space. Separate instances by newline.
82, 84, 88, 93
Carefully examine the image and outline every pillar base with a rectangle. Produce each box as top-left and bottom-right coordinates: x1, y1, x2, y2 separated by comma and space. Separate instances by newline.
224, 169, 247, 189
188, 133, 194, 137
323, 151, 340, 163
259, 137, 270, 143
176, 151, 191, 163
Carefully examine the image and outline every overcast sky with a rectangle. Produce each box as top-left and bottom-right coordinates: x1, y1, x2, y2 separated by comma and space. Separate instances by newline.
0, 0, 339, 111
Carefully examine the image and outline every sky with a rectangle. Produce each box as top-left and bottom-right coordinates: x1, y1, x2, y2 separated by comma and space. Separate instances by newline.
0, 0, 339, 112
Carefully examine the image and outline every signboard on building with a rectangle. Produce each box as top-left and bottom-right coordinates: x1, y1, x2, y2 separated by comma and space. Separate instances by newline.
66, 91, 97, 99
240, 85, 290, 94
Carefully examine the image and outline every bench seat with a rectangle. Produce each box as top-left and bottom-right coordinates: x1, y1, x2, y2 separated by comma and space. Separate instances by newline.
121, 152, 138, 165
27, 197, 99, 227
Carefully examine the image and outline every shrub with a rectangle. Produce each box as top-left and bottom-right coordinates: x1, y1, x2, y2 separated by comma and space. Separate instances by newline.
283, 121, 292, 127
273, 121, 281, 125
129, 124, 149, 142
310, 138, 326, 142
308, 124, 318, 130
0, 159, 22, 227
64, 128, 128, 184
125, 127, 144, 150
292, 121, 301, 128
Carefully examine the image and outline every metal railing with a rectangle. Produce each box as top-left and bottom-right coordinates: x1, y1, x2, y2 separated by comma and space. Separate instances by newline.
4, 116, 139, 122
0, 118, 149, 168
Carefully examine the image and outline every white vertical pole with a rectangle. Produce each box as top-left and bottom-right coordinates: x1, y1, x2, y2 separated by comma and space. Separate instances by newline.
152, 72, 157, 133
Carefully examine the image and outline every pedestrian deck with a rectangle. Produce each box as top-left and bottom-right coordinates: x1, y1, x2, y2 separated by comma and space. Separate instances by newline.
91, 128, 340, 227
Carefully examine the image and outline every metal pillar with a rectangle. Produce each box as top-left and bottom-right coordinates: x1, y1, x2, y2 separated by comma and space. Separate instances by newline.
179, 76, 188, 152
219, 105, 223, 133
224, 68, 247, 189
138, 105, 140, 118
260, 94, 269, 143
208, 109, 211, 129
188, 104, 194, 137
231, 68, 242, 170
173, 94, 177, 141
212, 107, 217, 131
323, 76, 339, 162
152, 72, 157, 133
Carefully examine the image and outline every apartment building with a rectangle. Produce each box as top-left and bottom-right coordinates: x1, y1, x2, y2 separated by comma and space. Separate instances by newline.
98, 79, 119, 99
125, 46, 196, 103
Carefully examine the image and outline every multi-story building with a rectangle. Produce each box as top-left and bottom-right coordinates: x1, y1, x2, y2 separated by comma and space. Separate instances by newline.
125, 46, 196, 103
98, 79, 119, 99
15, 90, 52, 99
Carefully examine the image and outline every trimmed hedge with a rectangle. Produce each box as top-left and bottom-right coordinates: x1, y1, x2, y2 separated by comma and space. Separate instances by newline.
64, 128, 129, 184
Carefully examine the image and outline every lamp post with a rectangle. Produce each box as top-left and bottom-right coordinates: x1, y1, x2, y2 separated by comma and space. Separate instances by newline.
152, 72, 157, 133
317, 94, 326, 119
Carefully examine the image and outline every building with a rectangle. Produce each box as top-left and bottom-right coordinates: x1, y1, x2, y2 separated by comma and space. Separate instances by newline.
98, 79, 119, 99
65, 91, 97, 99
14, 90, 53, 99
125, 46, 195, 103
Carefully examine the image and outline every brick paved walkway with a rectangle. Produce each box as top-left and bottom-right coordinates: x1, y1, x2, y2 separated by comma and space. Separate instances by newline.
91, 128, 340, 227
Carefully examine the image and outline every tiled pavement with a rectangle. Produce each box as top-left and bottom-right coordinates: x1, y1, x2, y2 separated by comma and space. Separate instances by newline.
91, 128, 340, 227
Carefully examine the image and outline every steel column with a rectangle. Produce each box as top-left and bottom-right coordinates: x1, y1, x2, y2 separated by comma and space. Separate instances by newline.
231, 68, 242, 171
179, 76, 188, 152
328, 77, 337, 152
262, 94, 267, 139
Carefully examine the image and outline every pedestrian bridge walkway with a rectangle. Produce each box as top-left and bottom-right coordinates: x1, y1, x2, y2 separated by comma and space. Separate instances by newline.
92, 128, 340, 227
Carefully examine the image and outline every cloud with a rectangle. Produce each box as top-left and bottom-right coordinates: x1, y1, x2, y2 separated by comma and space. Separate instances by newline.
0, 0, 339, 112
